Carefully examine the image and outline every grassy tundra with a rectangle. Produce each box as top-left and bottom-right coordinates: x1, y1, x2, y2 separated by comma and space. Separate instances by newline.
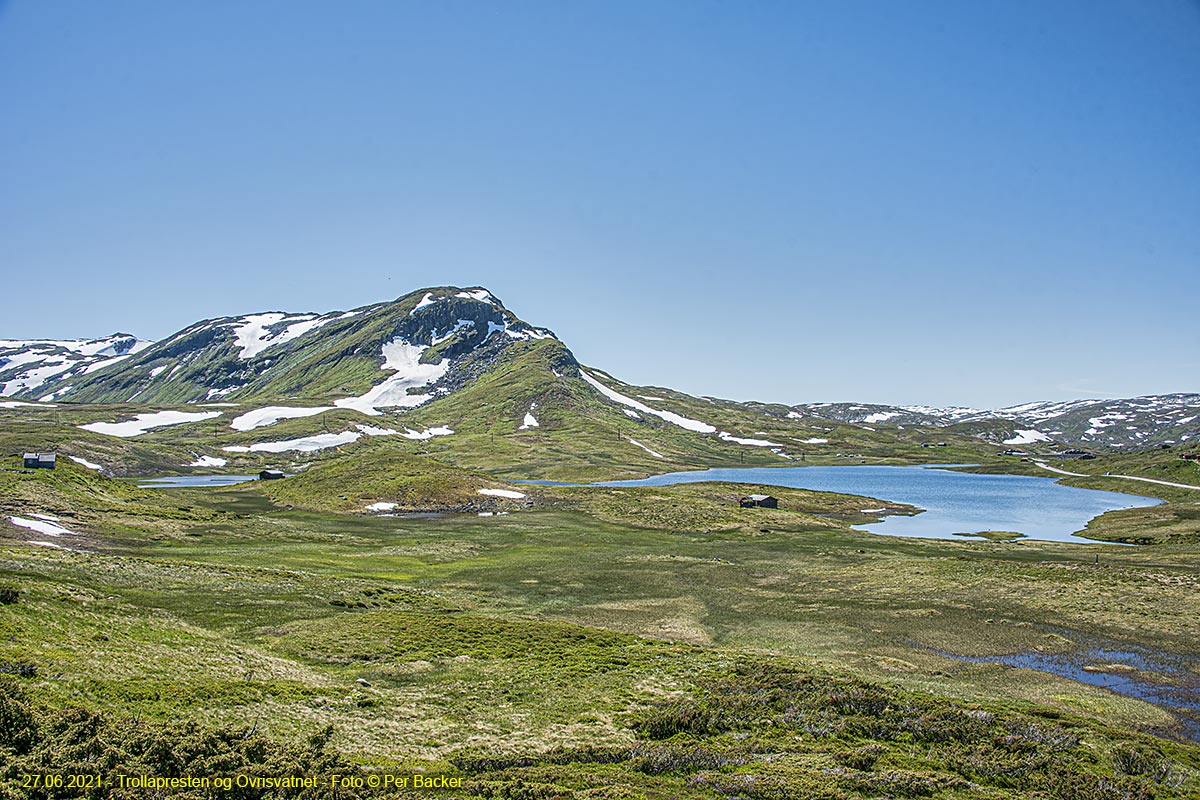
2, 436, 1199, 798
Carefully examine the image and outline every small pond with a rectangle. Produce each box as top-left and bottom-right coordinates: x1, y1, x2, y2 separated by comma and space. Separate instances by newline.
928, 635, 1200, 742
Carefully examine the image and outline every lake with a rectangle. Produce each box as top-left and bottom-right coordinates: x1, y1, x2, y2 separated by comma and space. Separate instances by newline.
138, 475, 261, 488
590, 465, 1160, 544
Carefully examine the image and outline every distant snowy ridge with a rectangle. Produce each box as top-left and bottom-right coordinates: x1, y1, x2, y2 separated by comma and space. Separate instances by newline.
0, 334, 151, 399
793, 394, 1200, 450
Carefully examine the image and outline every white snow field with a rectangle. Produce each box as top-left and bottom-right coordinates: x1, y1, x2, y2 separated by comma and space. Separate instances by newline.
0, 335, 151, 396
334, 338, 450, 416
68, 455, 103, 471
399, 426, 455, 440
718, 431, 784, 447
230, 405, 334, 431
223, 431, 362, 453
519, 402, 539, 429
1004, 429, 1051, 445
79, 410, 221, 437
8, 516, 77, 537
228, 311, 354, 360
477, 488, 527, 499
187, 455, 228, 468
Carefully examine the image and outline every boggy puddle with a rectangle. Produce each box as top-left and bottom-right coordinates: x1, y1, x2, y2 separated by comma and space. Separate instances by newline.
925, 629, 1200, 742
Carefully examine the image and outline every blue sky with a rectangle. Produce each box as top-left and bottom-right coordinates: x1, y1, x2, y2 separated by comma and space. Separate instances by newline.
2, 1, 1197, 408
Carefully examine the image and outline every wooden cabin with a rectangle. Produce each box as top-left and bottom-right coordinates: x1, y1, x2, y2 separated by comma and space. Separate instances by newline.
23, 453, 56, 470
740, 494, 778, 509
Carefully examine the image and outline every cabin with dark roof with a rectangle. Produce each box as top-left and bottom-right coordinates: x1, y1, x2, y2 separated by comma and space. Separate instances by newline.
23, 453, 56, 469
259, 469, 285, 480
740, 494, 778, 509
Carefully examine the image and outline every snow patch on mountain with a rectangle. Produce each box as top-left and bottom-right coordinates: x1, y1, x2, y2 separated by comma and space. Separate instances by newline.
8, 516, 76, 537
232, 313, 309, 359
519, 402, 539, 430
456, 289, 498, 304
504, 326, 555, 340
223, 431, 361, 453
432, 319, 476, 345
398, 425, 455, 440
80, 410, 221, 438
68, 455, 103, 471
477, 488, 526, 499
230, 405, 334, 431
719, 431, 784, 447
355, 424, 400, 436
334, 338, 450, 416
1004, 429, 1051, 445
188, 455, 228, 467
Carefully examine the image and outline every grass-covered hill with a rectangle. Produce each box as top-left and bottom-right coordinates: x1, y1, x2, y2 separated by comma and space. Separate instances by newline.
46, 287, 557, 406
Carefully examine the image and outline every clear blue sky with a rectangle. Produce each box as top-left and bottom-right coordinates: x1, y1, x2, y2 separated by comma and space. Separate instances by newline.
2, 1, 1197, 408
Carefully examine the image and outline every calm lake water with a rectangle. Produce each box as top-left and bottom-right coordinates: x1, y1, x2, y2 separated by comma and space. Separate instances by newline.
591, 465, 1160, 544
138, 475, 260, 488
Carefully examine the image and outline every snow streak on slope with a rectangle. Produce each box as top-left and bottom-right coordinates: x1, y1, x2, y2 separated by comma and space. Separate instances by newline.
581, 371, 716, 433
627, 438, 664, 458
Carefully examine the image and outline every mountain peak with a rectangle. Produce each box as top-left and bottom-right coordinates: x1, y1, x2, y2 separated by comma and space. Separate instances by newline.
15, 287, 566, 408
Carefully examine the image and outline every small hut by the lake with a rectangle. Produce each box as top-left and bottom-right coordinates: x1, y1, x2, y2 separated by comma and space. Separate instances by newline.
740, 494, 778, 509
